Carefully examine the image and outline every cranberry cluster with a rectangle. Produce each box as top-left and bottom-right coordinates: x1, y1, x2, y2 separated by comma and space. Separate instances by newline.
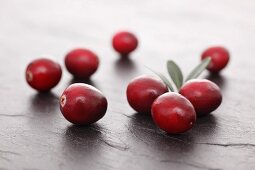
25, 31, 137, 125
25, 31, 230, 134
127, 47, 229, 133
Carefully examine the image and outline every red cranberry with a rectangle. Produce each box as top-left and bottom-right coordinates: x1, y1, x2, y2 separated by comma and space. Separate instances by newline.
126, 75, 168, 113
25, 58, 62, 92
151, 92, 196, 134
65, 48, 99, 79
60, 83, 107, 125
201, 46, 230, 73
112, 31, 138, 56
179, 79, 222, 116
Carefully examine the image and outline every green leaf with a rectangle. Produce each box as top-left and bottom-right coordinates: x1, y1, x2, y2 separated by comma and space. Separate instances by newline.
167, 60, 183, 90
185, 57, 211, 82
145, 66, 175, 92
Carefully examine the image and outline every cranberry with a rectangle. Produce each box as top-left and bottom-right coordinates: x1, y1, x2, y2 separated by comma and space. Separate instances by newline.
179, 79, 222, 116
126, 75, 168, 113
65, 48, 99, 79
112, 31, 138, 56
25, 58, 62, 92
151, 92, 196, 134
201, 46, 230, 73
60, 83, 107, 125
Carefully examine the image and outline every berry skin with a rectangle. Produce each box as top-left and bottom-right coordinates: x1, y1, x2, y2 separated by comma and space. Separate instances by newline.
126, 75, 168, 113
25, 58, 62, 92
151, 92, 196, 134
112, 31, 138, 56
201, 46, 230, 73
60, 83, 107, 125
65, 48, 99, 79
179, 79, 222, 117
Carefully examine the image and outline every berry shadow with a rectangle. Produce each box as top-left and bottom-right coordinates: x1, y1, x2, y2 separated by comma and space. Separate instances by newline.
192, 114, 218, 137
127, 113, 195, 153
205, 73, 226, 89
62, 124, 105, 157
119, 54, 129, 58
114, 57, 137, 78
68, 77, 97, 88
29, 92, 59, 116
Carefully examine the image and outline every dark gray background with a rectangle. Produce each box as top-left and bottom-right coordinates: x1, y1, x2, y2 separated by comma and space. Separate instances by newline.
0, 0, 255, 169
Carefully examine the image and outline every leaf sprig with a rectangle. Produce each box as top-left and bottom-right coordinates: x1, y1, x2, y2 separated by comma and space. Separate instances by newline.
149, 57, 211, 92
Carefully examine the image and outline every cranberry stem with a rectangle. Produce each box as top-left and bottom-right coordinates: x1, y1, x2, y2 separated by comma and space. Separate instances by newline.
185, 57, 211, 82
147, 57, 211, 92
145, 66, 175, 92
167, 60, 184, 90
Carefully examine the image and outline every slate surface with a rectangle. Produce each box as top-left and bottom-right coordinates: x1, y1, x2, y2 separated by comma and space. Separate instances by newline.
0, 0, 255, 169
